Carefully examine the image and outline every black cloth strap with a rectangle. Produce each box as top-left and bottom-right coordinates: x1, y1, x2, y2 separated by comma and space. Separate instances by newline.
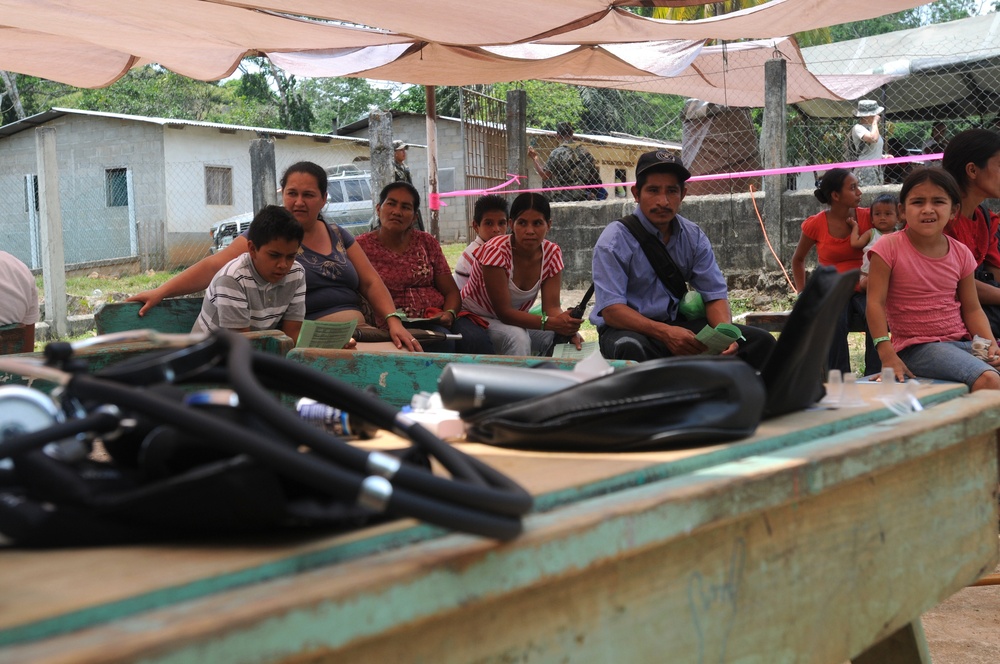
617, 214, 687, 300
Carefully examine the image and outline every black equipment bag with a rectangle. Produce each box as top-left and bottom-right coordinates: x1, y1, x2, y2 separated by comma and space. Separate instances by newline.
759, 266, 859, 418
464, 356, 766, 452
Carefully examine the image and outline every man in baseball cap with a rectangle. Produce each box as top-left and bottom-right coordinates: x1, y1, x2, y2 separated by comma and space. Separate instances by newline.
589, 150, 775, 368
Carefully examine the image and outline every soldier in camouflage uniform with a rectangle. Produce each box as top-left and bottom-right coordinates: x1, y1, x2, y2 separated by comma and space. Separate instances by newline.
393, 140, 425, 231
528, 122, 602, 202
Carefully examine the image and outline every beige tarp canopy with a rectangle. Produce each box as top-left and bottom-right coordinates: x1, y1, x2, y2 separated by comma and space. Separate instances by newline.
0, 0, 926, 91
270, 37, 898, 107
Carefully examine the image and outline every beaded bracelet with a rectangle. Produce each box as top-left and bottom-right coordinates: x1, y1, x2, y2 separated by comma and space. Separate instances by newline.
540, 312, 548, 331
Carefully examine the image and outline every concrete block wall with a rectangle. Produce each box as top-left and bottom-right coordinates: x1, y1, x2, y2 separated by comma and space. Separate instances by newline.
546, 185, 926, 292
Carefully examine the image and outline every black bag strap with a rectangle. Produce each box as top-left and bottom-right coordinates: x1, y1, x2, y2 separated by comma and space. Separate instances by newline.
617, 214, 687, 299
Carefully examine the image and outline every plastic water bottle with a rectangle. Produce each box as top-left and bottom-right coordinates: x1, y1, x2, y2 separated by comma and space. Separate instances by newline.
296, 399, 378, 439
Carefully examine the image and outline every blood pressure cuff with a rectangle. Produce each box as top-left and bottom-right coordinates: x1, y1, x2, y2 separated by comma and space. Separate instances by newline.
464, 356, 766, 452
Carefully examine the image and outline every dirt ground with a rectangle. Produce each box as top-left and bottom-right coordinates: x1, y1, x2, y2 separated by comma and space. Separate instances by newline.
923, 557, 1000, 663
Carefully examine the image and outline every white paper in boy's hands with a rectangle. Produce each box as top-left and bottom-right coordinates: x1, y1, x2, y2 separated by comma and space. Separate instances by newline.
551, 340, 598, 359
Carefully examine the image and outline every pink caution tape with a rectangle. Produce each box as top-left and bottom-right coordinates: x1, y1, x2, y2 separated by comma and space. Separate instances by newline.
425, 153, 942, 208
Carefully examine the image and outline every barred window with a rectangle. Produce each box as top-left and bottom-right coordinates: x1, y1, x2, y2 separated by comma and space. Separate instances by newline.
205, 166, 233, 206
105, 168, 128, 207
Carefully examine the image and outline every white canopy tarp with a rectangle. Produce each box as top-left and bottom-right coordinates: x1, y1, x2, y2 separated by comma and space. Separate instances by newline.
0, 0, 929, 88
270, 38, 899, 107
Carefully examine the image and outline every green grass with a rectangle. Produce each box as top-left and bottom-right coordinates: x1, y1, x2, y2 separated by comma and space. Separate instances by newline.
36, 271, 179, 301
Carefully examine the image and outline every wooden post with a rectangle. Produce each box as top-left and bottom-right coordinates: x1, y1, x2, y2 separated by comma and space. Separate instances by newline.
425, 86, 440, 238
369, 111, 394, 223
35, 127, 66, 340
250, 137, 278, 214
506, 89, 528, 192
763, 58, 787, 266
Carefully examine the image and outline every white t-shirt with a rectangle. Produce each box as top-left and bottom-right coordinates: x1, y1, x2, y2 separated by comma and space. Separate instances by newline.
851, 123, 883, 163
0, 251, 39, 326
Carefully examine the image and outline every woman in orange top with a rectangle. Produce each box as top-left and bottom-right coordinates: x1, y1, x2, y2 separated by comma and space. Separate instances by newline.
791, 168, 880, 376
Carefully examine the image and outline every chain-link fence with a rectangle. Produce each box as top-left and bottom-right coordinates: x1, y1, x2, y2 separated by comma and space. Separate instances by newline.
1, 13, 997, 277
517, 13, 999, 199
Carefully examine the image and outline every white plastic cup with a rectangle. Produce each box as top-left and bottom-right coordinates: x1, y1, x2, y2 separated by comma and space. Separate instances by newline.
826, 369, 843, 403
842, 372, 862, 406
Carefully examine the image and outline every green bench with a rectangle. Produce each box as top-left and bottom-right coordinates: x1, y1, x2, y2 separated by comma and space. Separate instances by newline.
94, 298, 204, 335
287, 348, 630, 408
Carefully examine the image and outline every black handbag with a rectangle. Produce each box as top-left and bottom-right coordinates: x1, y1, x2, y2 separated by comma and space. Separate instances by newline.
463, 356, 766, 452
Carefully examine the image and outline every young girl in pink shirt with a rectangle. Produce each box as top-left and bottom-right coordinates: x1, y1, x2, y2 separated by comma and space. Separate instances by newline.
867, 167, 1000, 391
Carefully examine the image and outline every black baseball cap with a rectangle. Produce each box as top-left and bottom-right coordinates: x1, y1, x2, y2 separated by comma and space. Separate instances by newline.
635, 150, 691, 184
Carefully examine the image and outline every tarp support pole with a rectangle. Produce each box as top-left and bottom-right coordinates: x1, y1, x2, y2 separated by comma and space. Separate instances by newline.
425, 86, 440, 238
763, 57, 787, 265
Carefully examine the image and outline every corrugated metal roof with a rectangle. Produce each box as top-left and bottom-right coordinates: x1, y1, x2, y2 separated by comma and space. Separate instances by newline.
0, 107, 370, 143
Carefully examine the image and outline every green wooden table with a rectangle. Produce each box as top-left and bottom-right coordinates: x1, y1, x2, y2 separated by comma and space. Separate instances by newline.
0, 368, 996, 664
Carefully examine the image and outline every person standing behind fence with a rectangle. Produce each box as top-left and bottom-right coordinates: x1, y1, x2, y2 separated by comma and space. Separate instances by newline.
941, 128, 1000, 337
849, 99, 885, 187
392, 140, 424, 231
0, 251, 39, 353
791, 168, 881, 376
527, 122, 602, 202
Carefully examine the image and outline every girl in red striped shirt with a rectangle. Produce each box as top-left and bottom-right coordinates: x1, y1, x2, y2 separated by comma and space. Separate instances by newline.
460, 193, 582, 355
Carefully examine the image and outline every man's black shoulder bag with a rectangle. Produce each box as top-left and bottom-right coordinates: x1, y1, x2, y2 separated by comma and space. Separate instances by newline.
617, 214, 687, 299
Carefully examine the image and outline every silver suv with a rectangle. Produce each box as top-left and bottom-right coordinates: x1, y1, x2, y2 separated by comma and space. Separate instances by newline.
323, 165, 374, 229
208, 166, 373, 254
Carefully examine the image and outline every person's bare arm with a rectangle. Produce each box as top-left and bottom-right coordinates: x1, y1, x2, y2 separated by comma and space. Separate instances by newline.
526, 147, 550, 180
128, 237, 248, 316
347, 243, 420, 352
790, 232, 817, 293
866, 254, 912, 380
279, 319, 302, 344
539, 272, 581, 340
433, 270, 461, 329
848, 214, 872, 250
859, 115, 881, 144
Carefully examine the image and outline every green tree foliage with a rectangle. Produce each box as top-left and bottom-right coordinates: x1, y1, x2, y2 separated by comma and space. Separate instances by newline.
300, 77, 396, 132
578, 87, 685, 142
829, 0, 976, 40
242, 57, 315, 132
392, 82, 585, 131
